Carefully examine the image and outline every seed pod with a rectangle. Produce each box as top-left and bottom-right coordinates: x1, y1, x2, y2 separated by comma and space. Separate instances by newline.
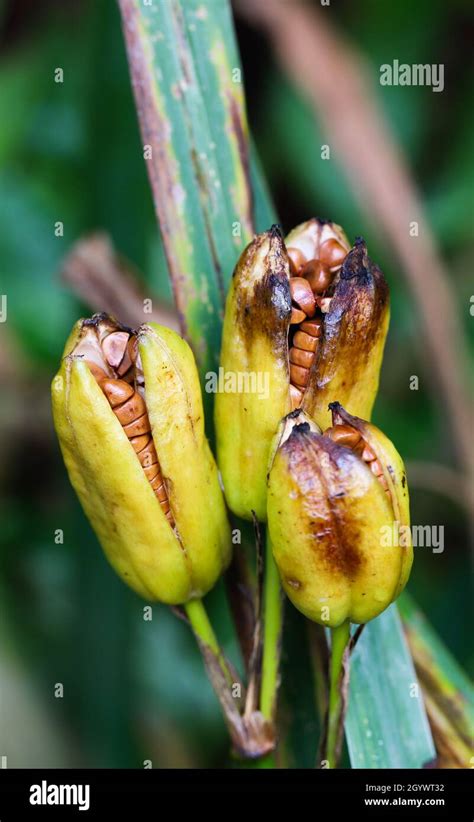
215, 226, 292, 520
267, 406, 412, 626
52, 314, 231, 604
216, 218, 389, 521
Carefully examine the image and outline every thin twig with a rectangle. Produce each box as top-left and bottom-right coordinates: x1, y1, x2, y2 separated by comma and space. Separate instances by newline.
406, 461, 472, 512
60, 233, 179, 331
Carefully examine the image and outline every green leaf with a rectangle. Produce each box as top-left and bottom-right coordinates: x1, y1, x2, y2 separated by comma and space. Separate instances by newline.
399, 592, 474, 767
346, 605, 436, 768
118, 0, 255, 378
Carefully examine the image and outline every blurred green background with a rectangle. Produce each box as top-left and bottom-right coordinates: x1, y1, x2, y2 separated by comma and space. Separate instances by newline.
0, 0, 472, 767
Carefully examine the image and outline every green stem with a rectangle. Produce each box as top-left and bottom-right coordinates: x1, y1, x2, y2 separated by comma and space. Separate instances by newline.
260, 536, 283, 721
325, 619, 351, 769
184, 598, 234, 687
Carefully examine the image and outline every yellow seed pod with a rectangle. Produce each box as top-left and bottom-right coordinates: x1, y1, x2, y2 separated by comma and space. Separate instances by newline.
52, 314, 231, 604
216, 218, 389, 521
267, 406, 412, 627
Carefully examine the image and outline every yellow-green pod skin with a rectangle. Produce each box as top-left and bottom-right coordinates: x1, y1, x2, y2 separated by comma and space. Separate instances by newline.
52, 321, 231, 604
267, 421, 410, 627
329, 402, 413, 597
215, 226, 292, 521
302, 238, 390, 430
138, 323, 231, 596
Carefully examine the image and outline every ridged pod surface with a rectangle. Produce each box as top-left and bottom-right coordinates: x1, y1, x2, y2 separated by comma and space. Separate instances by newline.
267, 406, 412, 626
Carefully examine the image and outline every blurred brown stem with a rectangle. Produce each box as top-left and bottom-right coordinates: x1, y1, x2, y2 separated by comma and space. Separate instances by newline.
60, 233, 179, 331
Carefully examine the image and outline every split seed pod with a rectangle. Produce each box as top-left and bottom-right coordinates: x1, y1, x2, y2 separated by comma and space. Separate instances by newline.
286, 220, 390, 430
216, 218, 389, 521
52, 314, 231, 604
267, 404, 412, 627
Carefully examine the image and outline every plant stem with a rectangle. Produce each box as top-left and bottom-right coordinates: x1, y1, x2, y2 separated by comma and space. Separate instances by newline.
260, 536, 283, 721
325, 619, 351, 768
184, 598, 234, 687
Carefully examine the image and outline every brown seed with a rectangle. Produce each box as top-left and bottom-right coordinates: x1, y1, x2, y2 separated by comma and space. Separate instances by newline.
144, 462, 160, 482
150, 473, 163, 491
370, 459, 384, 478
116, 336, 138, 378
325, 424, 361, 449
319, 239, 347, 270
289, 347, 314, 368
102, 332, 130, 370
137, 438, 159, 468
293, 330, 318, 352
301, 259, 333, 294
114, 392, 147, 426
362, 444, 376, 462
300, 318, 323, 338
289, 384, 304, 410
101, 379, 135, 408
86, 361, 109, 382
289, 277, 316, 317
290, 363, 309, 388
122, 413, 150, 438
130, 433, 151, 453
287, 246, 306, 276
156, 483, 168, 503
290, 307, 306, 325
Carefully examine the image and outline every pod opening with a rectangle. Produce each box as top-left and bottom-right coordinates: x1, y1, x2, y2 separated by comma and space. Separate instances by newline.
72, 314, 175, 526
286, 224, 350, 410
